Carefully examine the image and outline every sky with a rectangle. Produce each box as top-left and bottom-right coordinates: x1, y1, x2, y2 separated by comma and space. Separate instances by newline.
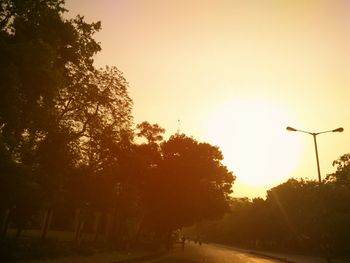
65, 0, 350, 198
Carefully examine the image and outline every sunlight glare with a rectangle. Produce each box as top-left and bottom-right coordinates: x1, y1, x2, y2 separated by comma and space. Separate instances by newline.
203, 98, 302, 189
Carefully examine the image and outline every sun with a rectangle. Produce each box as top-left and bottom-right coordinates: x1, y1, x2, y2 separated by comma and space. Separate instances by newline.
202, 98, 303, 190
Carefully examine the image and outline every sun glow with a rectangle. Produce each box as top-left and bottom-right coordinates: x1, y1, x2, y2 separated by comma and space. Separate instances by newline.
203, 98, 303, 193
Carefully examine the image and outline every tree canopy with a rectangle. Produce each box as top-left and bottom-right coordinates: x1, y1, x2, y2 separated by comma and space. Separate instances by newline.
195, 171, 350, 256
142, 134, 235, 236
0, 0, 133, 240
0, 1, 235, 253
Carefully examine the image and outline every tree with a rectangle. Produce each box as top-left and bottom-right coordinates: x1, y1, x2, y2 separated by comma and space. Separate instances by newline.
199, 176, 350, 256
0, 0, 133, 240
0, 0, 84, 238
142, 134, 235, 241
136, 121, 165, 144
326, 153, 350, 185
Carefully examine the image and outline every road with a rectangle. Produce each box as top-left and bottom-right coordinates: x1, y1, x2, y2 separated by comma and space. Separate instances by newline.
143, 243, 283, 263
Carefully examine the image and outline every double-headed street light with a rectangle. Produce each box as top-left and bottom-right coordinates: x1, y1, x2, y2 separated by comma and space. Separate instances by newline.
286, 126, 344, 183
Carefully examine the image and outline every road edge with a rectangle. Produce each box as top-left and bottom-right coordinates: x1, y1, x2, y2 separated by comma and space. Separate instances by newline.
248, 250, 294, 263
111, 251, 165, 263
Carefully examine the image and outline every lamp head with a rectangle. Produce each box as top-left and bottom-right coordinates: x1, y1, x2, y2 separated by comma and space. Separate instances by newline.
332, 127, 344, 133
286, 126, 297, 132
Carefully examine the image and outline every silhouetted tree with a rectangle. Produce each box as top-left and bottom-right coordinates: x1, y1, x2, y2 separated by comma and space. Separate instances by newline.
198, 173, 350, 257
327, 153, 350, 185
136, 121, 165, 144
0, 0, 133, 240
0, 0, 85, 238
143, 134, 235, 243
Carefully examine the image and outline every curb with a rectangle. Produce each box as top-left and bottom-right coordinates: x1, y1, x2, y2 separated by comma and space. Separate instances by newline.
211, 244, 295, 263
248, 250, 294, 263
112, 251, 164, 263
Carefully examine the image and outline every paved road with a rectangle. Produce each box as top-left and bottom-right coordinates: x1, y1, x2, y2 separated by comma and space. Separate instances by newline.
143, 243, 283, 263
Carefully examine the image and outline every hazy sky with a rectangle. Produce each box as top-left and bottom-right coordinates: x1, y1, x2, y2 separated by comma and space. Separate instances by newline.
65, 0, 350, 198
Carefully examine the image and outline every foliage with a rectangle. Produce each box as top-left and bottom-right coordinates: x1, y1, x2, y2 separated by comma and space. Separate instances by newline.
136, 121, 165, 144
197, 175, 350, 256
327, 153, 350, 185
142, 134, 235, 236
0, 1, 236, 254
0, 0, 133, 241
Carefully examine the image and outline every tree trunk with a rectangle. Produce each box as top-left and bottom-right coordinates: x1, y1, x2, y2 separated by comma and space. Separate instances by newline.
93, 212, 101, 242
132, 216, 145, 245
15, 226, 23, 241
0, 209, 11, 240
41, 207, 53, 239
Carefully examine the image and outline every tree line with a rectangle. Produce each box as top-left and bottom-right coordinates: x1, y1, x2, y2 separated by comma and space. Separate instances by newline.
0, 0, 234, 252
194, 155, 350, 257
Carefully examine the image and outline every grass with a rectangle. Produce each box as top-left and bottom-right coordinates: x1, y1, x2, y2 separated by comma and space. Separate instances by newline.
1, 229, 163, 262
6, 229, 96, 242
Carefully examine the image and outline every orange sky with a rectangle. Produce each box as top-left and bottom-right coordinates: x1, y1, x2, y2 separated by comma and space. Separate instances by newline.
65, 0, 350, 198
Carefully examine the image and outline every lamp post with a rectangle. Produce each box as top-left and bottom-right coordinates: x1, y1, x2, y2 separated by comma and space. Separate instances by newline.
286, 126, 344, 183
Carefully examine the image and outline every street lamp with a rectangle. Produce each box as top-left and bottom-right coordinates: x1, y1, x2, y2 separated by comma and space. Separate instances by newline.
286, 126, 344, 183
